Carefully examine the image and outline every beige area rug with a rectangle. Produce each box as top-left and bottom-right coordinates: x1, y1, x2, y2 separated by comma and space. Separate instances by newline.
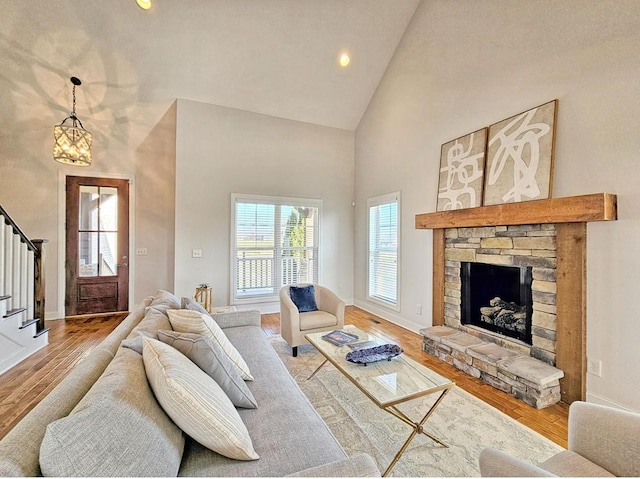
269, 336, 563, 477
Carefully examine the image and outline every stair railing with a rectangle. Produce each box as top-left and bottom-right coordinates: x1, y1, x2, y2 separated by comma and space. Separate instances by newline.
0, 204, 47, 332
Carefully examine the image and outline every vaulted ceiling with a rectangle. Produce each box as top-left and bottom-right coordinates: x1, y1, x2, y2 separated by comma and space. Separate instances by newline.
0, 0, 420, 134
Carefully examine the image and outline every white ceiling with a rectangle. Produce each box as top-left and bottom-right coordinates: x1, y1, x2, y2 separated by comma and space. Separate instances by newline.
0, 0, 420, 132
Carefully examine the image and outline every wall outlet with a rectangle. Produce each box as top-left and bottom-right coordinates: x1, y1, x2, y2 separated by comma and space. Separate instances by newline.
136, 247, 147, 255
587, 358, 602, 377
192, 248, 203, 258
416, 304, 422, 315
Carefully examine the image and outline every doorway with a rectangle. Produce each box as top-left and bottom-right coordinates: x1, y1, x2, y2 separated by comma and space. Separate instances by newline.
65, 176, 129, 316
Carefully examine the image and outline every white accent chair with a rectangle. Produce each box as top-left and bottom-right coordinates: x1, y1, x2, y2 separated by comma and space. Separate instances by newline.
479, 401, 640, 477
279, 284, 345, 357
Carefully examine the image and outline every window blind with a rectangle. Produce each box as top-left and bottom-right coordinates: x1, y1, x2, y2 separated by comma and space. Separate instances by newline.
368, 193, 400, 308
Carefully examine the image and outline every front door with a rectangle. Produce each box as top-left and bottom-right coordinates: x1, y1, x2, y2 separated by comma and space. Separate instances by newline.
65, 176, 129, 316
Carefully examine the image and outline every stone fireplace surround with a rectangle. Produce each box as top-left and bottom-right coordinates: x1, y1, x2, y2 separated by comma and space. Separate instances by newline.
415, 193, 617, 405
423, 224, 564, 408
444, 224, 558, 365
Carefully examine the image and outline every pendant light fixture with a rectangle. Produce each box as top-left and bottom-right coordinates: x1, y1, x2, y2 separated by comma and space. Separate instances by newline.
53, 77, 93, 166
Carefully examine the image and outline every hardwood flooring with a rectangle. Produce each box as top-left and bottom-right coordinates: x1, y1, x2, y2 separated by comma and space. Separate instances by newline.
0, 306, 568, 448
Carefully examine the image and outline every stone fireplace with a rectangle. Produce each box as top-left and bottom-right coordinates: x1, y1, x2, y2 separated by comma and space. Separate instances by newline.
415, 193, 618, 405
444, 224, 557, 366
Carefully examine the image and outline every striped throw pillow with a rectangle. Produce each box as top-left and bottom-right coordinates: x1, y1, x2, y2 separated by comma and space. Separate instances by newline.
142, 337, 259, 461
167, 309, 253, 380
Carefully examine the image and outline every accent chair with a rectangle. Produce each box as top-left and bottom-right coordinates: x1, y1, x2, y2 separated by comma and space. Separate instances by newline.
279, 284, 345, 357
479, 401, 640, 477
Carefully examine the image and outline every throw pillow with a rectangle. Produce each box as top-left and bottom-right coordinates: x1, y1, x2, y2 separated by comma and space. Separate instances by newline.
142, 337, 259, 461
39, 347, 184, 477
157, 330, 257, 408
289, 285, 318, 312
166, 309, 253, 381
149, 289, 181, 310
121, 335, 144, 354
181, 296, 211, 316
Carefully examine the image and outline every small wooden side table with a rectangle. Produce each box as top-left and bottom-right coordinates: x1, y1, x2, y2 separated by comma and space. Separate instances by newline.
194, 286, 213, 313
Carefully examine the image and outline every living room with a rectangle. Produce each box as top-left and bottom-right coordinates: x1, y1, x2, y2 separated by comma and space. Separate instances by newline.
1, 0, 639, 445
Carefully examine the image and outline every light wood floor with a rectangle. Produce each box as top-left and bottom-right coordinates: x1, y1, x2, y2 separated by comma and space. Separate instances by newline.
0, 306, 568, 447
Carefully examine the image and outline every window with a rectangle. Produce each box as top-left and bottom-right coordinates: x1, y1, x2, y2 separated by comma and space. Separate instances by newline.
367, 192, 400, 310
231, 194, 320, 303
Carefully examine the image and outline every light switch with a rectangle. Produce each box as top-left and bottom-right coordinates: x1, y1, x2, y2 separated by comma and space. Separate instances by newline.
136, 248, 148, 255
192, 249, 203, 258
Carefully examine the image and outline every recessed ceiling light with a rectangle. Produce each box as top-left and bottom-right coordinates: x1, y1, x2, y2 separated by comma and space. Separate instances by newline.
136, 0, 152, 10
339, 53, 351, 67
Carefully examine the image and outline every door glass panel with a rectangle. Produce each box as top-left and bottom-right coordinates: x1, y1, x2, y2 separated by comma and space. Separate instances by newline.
99, 187, 118, 231
77, 185, 119, 277
100, 232, 118, 276
79, 232, 98, 277
79, 186, 99, 230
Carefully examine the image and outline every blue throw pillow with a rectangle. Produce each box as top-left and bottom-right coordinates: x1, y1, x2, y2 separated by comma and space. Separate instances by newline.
289, 285, 318, 313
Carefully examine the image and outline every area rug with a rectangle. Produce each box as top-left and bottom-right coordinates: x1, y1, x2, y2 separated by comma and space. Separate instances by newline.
268, 336, 563, 477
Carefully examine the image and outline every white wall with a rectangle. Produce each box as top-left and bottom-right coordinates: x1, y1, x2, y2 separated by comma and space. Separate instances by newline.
355, 0, 640, 412
134, 102, 177, 303
174, 100, 355, 312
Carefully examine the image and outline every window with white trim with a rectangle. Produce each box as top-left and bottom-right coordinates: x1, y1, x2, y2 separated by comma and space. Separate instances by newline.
367, 192, 400, 310
231, 194, 320, 303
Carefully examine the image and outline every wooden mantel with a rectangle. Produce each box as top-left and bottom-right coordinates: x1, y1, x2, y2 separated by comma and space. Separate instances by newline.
415, 193, 617, 230
416, 192, 617, 404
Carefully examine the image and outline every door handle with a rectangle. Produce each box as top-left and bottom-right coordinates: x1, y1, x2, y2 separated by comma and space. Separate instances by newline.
116, 263, 128, 268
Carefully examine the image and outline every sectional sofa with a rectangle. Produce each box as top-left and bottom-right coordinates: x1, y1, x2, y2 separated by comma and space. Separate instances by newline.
0, 290, 379, 476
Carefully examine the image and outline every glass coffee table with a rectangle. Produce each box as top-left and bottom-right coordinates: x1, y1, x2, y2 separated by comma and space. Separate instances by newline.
305, 327, 455, 476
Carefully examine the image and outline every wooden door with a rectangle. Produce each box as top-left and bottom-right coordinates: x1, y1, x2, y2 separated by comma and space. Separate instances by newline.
65, 176, 129, 316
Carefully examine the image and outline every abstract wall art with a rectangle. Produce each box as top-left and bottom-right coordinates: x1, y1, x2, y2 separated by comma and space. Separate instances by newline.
483, 100, 558, 206
436, 128, 488, 211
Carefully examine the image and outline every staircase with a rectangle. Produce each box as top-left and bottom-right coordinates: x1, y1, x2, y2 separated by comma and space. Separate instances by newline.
0, 205, 48, 376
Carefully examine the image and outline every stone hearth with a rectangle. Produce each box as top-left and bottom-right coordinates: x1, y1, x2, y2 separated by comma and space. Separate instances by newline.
422, 325, 563, 408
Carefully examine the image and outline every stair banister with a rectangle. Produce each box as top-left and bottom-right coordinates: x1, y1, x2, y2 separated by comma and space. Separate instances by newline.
0, 204, 47, 331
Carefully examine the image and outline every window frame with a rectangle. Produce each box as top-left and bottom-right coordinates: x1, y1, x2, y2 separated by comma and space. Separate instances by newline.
366, 191, 401, 312
230, 193, 322, 305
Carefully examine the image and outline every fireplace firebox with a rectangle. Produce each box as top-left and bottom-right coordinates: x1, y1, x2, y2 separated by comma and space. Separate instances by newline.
461, 262, 533, 344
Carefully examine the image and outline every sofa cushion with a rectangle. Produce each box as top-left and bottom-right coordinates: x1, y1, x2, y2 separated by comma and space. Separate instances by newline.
540, 450, 614, 477
157, 330, 257, 408
167, 309, 253, 380
299, 310, 338, 331
131, 306, 173, 338
39, 347, 184, 477
142, 338, 259, 461
289, 285, 318, 312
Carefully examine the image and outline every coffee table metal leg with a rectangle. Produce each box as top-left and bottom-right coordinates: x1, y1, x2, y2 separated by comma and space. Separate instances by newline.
307, 358, 329, 380
382, 387, 452, 477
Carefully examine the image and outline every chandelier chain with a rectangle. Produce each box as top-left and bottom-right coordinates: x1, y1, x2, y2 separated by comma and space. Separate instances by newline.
72, 84, 76, 116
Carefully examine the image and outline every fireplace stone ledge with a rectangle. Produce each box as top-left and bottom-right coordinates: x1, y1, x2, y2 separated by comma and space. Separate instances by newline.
421, 326, 563, 409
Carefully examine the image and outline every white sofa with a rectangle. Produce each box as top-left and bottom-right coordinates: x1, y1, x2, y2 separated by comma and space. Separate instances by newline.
0, 290, 378, 477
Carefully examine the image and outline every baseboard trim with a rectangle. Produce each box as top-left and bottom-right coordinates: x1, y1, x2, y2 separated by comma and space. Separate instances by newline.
586, 392, 640, 414
352, 300, 423, 334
